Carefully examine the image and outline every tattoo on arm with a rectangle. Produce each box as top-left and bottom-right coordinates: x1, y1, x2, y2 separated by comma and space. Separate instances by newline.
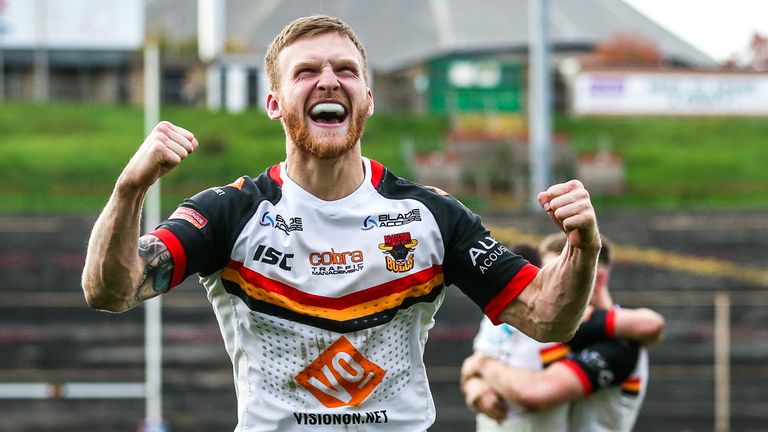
137, 236, 174, 302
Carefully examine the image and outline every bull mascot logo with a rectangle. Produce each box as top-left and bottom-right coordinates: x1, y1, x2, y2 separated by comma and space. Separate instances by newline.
378, 232, 418, 273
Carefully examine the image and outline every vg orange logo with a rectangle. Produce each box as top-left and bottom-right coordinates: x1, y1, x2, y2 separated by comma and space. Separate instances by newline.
295, 336, 386, 408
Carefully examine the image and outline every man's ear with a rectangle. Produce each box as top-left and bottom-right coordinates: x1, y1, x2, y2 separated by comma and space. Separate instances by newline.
366, 88, 375, 117
266, 92, 282, 120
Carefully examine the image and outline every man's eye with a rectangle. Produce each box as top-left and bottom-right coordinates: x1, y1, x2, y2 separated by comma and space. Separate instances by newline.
338, 67, 357, 75
296, 68, 316, 77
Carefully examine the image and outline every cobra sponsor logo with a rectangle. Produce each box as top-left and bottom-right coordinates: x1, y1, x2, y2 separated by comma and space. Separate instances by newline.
469, 236, 508, 274
378, 232, 418, 273
361, 209, 421, 230
309, 249, 365, 276
260, 211, 303, 235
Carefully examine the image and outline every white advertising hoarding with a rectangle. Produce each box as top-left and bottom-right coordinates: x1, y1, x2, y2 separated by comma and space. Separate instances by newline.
572, 70, 768, 116
0, 0, 143, 50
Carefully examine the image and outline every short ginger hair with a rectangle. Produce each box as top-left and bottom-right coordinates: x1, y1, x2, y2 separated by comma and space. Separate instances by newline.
264, 15, 368, 91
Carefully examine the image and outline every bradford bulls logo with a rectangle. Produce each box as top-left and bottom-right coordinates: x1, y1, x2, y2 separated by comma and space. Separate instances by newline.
378, 232, 418, 273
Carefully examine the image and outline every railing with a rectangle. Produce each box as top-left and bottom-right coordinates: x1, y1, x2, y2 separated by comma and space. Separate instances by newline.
1, 289, 767, 431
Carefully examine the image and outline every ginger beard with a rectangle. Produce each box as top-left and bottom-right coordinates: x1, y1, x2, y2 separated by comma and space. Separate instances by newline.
281, 94, 368, 159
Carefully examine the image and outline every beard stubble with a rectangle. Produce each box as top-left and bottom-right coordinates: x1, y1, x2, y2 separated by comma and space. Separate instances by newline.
282, 98, 368, 159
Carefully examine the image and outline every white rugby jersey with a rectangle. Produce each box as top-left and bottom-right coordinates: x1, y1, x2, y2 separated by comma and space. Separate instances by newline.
151, 157, 538, 431
472, 318, 568, 432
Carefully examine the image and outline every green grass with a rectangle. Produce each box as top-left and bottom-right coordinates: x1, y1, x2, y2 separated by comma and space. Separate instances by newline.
1, 103, 767, 213
557, 116, 768, 209
0, 103, 449, 213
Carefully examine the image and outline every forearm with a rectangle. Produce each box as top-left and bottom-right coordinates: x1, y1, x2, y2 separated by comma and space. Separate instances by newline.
478, 358, 536, 407
82, 183, 147, 312
499, 244, 598, 342
535, 245, 599, 341
615, 308, 666, 346
479, 358, 584, 411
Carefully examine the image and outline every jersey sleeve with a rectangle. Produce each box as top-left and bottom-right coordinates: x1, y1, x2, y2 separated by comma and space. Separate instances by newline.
433, 193, 539, 324
147, 176, 261, 289
567, 308, 616, 350
374, 170, 540, 324
559, 339, 640, 395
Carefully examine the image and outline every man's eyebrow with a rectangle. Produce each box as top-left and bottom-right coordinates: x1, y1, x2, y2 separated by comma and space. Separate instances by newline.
331, 58, 361, 68
291, 60, 321, 71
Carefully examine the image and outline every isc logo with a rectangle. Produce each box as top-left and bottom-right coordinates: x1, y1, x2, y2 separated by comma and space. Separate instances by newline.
295, 336, 386, 408
252, 244, 293, 271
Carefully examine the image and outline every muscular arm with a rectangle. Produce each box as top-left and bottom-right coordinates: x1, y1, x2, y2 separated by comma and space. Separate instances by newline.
497, 181, 601, 342
82, 187, 173, 311
463, 354, 584, 412
614, 307, 666, 346
81, 121, 197, 312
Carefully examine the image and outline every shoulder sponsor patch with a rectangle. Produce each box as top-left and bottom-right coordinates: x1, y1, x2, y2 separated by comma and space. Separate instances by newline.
169, 207, 208, 229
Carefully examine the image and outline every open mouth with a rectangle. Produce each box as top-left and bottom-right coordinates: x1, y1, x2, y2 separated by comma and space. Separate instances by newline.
309, 102, 348, 125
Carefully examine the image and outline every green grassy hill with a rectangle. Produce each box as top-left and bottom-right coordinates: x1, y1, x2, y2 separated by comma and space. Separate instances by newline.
1, 103, 766, 213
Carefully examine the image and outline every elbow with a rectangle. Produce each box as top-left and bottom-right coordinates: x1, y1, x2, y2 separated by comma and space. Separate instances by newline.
638, 308, 666, 345
533, 328, 576, 344
82, 279, 132, 313
528, 315, 579, 343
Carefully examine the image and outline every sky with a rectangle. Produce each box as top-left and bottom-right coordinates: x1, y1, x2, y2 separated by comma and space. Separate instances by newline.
622, 0, 768, 62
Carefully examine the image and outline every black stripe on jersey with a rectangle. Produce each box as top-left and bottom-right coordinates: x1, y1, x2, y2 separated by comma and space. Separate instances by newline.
220, 278, 446, 333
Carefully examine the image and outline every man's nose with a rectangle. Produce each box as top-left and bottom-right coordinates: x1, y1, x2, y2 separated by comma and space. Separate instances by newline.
317, 67, 340, 92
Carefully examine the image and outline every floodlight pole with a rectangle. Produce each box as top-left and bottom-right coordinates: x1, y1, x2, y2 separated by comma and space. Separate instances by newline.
143, 41, 165, 431
528, 0, 552, 210
33, 0, 50, 103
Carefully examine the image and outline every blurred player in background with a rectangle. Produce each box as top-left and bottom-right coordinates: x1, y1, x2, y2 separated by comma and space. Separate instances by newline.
462, 234, 665, 431
81, 15, 602, 431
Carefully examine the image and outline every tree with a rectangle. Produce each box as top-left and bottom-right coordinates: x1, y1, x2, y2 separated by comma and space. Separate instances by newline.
724, 32, 768, 70
583, 33, 663, 67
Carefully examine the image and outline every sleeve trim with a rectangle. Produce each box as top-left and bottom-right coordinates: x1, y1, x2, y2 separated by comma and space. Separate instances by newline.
606, 308, 617, 338
149, 228, 186, 289
369, 159, 385, 188
484, 263, 539, 325
560, 358, 594, 395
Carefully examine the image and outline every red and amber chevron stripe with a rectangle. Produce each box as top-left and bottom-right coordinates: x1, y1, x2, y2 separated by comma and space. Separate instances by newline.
540, 343, 570, 367
621, 376, 642, 396
221, 260, 444, 321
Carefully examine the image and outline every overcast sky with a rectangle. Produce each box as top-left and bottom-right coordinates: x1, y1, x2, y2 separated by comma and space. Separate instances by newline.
622, 0, 768, 62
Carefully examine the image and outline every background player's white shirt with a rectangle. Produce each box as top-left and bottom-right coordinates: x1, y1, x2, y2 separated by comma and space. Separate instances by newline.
472, 317, 568, 432
567, 348, 649, 432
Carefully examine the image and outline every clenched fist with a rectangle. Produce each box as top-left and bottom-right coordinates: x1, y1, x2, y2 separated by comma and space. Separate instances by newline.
537, 180, 600, 251
117, 121, 198, 191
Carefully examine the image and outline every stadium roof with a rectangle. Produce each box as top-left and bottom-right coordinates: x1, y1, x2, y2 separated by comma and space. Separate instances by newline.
147, 0, 718, 70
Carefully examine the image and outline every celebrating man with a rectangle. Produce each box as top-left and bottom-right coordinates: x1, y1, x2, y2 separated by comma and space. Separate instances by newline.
82, 15, 601, 431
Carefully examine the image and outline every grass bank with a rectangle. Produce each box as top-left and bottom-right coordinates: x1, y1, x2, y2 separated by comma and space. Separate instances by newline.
1, 103, 766, 213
